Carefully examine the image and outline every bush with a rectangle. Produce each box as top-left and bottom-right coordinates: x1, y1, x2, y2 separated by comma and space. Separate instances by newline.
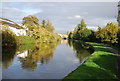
2, 29, 17, 48
95, 23, 118, 44
68, 27, 92, 41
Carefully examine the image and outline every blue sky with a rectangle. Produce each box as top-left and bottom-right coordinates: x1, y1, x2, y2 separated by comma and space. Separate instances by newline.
1, 2, 118, 34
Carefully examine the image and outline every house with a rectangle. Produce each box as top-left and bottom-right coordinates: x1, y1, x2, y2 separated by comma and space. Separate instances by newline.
0, 17, 27, 36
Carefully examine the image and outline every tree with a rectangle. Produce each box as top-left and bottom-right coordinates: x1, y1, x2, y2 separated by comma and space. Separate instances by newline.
22, 15, 40, 36
95, 23, 118, 43
77, 19, 86, 30
68, 31, 74, 39
98, 26, 101, 31
45, 20, 55, 32
78, 28, 92, 41
68, 19, 92, 41
41, 19, 46, 28
74, 19, 91, 40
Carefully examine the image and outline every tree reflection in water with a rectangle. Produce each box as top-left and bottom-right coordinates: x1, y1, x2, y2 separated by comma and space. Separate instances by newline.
2, 30, 17, 69
17, 42, 60, 71
68, 40, 94, 63
2, 40, 94, 71
2, 48, 16, 69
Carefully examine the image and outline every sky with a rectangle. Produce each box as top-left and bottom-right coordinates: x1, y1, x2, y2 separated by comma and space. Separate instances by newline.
0, 2, 118, 34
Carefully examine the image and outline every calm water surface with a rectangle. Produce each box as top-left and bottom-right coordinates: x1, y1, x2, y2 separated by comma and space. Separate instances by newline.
2, 40, 91, 79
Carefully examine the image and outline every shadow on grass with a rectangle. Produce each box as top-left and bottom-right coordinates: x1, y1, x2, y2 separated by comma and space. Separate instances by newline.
92, 54, 116, 73
93, 45, 113, 54
116, 56, 120, 79
63, 42, 117, 80
64, 63, 116, 79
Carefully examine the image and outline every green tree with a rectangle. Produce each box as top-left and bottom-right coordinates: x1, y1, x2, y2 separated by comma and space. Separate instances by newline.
68, 31, 73, 39
95, 23, 118, 43
98, 26, 101, 31
45, 20, 55, 32
41, 19, 46, 28
77, 19, 86, 30
78, 28, 92, 41
68, 19, 92, 40
22, 15, 40, 36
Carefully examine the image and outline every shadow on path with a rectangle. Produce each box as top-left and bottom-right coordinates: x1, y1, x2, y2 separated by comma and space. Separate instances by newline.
102, 44, 120, 80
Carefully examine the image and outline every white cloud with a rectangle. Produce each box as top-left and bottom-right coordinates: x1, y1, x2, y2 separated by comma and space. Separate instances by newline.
87, 26, 98, 30
74, 15, 81, 18
67, 15, 82, 19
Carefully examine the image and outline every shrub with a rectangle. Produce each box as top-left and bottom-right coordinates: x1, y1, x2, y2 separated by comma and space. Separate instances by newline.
95, 23, 118, 44
2, 29, 17, 48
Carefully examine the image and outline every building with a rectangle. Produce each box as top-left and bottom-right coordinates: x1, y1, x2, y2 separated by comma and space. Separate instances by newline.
0, 17, 27, 36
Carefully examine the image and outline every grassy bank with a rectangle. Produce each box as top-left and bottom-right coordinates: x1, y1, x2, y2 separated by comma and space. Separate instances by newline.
100, 43, 120, 52
15, 36, 35, 45
64, 42, 117, 80
1, 27, 61, 48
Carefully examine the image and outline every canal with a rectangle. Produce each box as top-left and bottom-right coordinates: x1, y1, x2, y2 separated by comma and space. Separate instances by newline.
2, 40, 92, 79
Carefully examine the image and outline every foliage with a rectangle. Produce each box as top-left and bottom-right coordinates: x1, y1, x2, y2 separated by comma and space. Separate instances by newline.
77, 19, 86, 30
22, 15, 40, 36
68, 21, 119, 45
78, 28, 92, 41
2, 28, 17, 48
15, 35, 35, 45
95, 23, 118, 44
22, 15, 61, 43
68, 19, 92, 41
45, 20, 55, 32
2, 15, 61, 48
41, 20, 55, 32
41, 19, 46, 28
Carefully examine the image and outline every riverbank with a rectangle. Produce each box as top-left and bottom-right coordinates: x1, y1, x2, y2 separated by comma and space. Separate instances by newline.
63, 42, 117, 80
1, 28, 61, 48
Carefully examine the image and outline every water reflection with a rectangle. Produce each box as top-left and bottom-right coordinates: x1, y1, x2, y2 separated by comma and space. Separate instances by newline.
2, 48, 16, 69
68, 40, 92, 63
18, 45, 55, 71
2, 40, 92, 70
2, 40, 93, 79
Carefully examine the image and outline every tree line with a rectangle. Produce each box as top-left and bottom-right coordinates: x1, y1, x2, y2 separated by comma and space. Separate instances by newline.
1, 15, 61, 48
22, 15, 55, 37
68, 19, 120, 46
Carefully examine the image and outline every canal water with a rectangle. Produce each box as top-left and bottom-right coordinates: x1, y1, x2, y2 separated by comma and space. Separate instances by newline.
2, 40, 91, 79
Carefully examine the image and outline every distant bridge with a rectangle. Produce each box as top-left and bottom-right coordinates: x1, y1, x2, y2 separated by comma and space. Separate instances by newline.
58, 34, 68, 39
0, 17, 24, 29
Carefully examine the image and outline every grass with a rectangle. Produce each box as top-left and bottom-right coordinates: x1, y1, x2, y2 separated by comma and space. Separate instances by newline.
15, 35, 36, 45
63, 42, 117, 80
100, 43, 120, 52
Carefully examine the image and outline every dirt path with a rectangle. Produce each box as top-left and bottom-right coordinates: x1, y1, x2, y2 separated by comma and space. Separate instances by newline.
102, 44, 120, 80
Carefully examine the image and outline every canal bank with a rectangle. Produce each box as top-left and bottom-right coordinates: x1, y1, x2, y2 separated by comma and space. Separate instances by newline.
63, 42, 117, 80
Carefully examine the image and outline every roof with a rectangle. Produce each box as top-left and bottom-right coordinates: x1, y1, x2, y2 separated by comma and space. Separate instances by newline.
0, 17, 24, 29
